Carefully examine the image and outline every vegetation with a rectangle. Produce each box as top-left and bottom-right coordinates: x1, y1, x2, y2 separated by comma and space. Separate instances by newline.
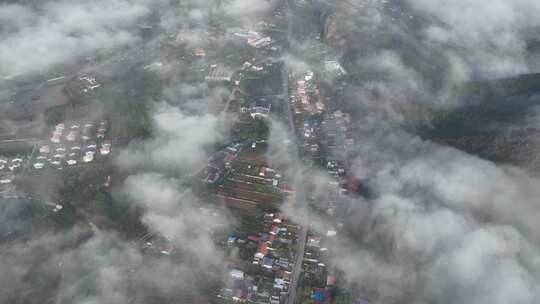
230, 119, 269, 142
125, 103, 153, 139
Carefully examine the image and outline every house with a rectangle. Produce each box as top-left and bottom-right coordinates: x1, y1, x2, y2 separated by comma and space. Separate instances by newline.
232, 289, 244, 302
205, 66, 234, 83
249, 99, 272, 119
307, 236, 321, 248
326, 275, 336, 286
228, 236, 237, 246
261, 256, 274, 269
326, 230, 337, 237
312, 289, 327, 303
269, 224, 279, 235
247, 234, 260, 242
160, 241, 174, 256
283, 271, 292, 283
277, 258, 289, 269
230, 269, 245, 280
194, 47, 206, 57
254, 243, 268, 259
274, 278, 285, 290
273, 212, 283, 224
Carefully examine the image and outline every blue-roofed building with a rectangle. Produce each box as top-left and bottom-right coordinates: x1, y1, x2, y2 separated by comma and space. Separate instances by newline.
312, 289, 327, 303
250, 98, 272, 119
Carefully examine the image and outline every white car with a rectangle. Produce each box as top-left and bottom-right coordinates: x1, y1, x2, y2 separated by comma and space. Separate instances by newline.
83, 151, 95, 163
33, 162, 45, 170
52, 204, 63, 213
0, 178, 11, 184
8, 161, 21, 171
66, 159, 77, 166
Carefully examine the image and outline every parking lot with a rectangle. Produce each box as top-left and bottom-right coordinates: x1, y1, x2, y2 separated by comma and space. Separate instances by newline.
30, 119, 112, 172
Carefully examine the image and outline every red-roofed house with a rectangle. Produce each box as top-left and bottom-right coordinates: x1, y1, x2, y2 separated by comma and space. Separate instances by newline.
255, 243, 268, 259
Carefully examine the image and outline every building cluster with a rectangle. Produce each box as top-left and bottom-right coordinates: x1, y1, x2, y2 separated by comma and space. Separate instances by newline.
138, 233, 175, 257
220, 212, 299, 303
291, 70, 325, 115
289, 71, 326, 163
205, 65, 235, 84
321, 110, 358, 206
249, 98, 273, 120
323, 60, 347, 80
284, 60, 364, 301
198, 142, 243, 185
64, 75, 102, 100
233, 29, 276, 51
300, 230, 341, 304
33, 119, 111, 171
0, 155, 27, 190
213, 141, 293, 213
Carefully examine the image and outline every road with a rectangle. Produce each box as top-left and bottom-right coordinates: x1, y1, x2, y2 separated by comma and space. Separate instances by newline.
283, 1, 309, 303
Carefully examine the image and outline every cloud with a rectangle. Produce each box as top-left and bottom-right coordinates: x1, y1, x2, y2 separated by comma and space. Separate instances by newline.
122, 173, 230, 244
298, 127, 540, 303
279, 3, 540, 301
408, 0, 540, 78
116, 102, 224, 173
0, 0, 151, 78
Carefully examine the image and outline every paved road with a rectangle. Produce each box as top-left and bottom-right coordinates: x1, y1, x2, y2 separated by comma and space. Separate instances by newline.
283, 1, 309, 303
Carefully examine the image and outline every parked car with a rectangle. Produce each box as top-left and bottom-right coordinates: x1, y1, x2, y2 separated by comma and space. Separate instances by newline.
33, 162, 45, 170
83, 151, 95, 163
53, 152, 66, 159
86, 142, 97, 150
50, 156, 64, 170
9, 158, 23, 171
0, 174, 12, 184
36, 156, 47, 162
